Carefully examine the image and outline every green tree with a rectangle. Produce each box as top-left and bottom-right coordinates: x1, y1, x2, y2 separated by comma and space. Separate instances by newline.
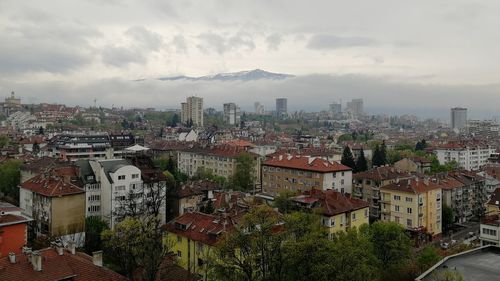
372, 145, 382, 167
415, 139, 427, 151
84, 216, 109, 255
380, 141, 388, 165
32, 141, 40, 155
369, 221, 411, 276
38, 126, 45, 135
170, 113, 180, 127
0, 135, 9, 148
209, 206, 284, 281
355, 148, 368, 172
0, 159, 22, 202
341, 146, 357, 172
232, 153, 256, 191
273, 190, 297, 214
101, 216, 168, 280
418, 246, 441, 272
442, 204, 454, 233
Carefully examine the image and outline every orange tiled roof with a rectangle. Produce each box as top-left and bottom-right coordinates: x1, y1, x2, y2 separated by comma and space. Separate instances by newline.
21, 174, 84, 197
292, 189, 368, 216
381, 178, 441, 194
0, 248, 125, 281
263, 155, 351, 173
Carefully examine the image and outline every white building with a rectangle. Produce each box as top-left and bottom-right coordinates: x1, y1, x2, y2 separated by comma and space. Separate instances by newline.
451, 107, 467, 131
223, 103, 241, 126
480, 213, 500, 246
435, 143, 496, 171
254, 102, 265, 115
181, 96, 203, 127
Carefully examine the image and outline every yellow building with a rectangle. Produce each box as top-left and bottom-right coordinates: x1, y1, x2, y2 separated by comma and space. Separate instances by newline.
380, 178, 442, 238
291, 189, 369, 237
164, 212, 235, 279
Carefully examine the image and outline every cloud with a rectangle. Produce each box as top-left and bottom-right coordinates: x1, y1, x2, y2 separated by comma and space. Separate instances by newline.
266, 33, 283, 51
125, 26, 163, 51
4, 74, 499, 119
197, 31, 255, 54
101, 46, 146, 67
307, 34, 376, 50
171, 34, 188, 53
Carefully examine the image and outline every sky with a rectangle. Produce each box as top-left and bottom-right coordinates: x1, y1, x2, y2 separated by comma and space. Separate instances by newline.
0, 0, 499, 119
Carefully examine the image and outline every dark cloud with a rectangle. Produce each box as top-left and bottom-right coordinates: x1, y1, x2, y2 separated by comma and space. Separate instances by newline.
307, 34, 376, 50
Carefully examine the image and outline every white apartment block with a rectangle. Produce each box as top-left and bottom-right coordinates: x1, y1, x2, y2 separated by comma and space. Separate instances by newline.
480, 213, 500, 246
435, 143, 496, 171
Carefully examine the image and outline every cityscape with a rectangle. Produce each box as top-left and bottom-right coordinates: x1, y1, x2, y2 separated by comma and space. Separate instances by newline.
1, 1, 500, 281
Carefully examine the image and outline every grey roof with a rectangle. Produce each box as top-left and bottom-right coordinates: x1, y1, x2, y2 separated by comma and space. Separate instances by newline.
416, 246, 500, 281
98, 159, 129, 184
74, 159, 96, 184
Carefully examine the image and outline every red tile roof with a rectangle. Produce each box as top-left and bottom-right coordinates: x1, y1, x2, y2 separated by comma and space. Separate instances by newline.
292, 189, 368, 216
21, 173, 85, 197
0, 214, 32, 227
381, 178, 441, 194
0, 248, 125, 281
164, 212, 236, 246
263, 154, 351, 173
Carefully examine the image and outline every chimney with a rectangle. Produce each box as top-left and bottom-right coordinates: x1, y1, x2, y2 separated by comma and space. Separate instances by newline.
67, 241, 76, 255
31, 251, 42, 271
55, 241, 64, 255
8, 252, 16, 264
92, 251, 103, 267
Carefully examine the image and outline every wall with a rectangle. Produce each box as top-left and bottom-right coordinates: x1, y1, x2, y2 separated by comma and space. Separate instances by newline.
51, 193, 85, 237
0, 223, 27, 257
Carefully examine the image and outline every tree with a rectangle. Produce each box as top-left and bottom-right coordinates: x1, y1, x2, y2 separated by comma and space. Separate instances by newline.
341, 146, 356, 172
209, 206, 284, 281
372, 143, 388, 167
418, 246, 441, 272
380, 141, 388, 165
32, 141, 40, 155
232, 153, 256, 191
369, 221, 411, 276
415, 139, 427, 151
442, 204, 454, 233
0, 135, 9, 148
84, 216, 109, 254
38, 126, 45, 135
355, 148, 368, 172
0, 159, 22, 202
170, 113, 179, 127
101, 216, 168, 280
274, 190, 297, 214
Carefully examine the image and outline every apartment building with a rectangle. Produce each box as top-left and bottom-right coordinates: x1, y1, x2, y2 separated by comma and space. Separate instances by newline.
480, 212, 500, 246
438, 172, 487, 223
261, 154, 352, 196
177, 145, 261, 183
394, 157, 431, 174
223, 103, 241, 126
181, 96, 203, 127
434, 142, 496, 171
290, 189, 369, 237
380, 178, 442, 238
20, 168, 86, 246
353, 166, 412, 220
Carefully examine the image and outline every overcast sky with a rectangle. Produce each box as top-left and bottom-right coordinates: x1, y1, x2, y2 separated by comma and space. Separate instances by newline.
0, 0, 499, 119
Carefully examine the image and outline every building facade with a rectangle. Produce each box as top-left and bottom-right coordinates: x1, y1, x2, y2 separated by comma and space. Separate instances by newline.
262, 154, 352, 195
223, 103, 241, 126
275, 98, 287, 118
435, 142, 496, 171
451, 107, 467, 131
181, 96, 204, 127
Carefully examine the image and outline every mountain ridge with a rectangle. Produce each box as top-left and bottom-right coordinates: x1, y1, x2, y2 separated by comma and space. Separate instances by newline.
155, 69, 294, 81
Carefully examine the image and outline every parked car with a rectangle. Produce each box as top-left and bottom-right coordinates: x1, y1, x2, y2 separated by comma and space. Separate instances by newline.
440, 242, 449, 249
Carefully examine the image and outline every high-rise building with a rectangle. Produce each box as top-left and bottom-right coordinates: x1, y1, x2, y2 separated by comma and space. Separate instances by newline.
223, 103, 241, 126
329, 102, 342, 116
346, 98, 363, 118
254, 102, 265, 115
181, 96, 203, 127
276, 98, 287, 117
451, 107, 467, 131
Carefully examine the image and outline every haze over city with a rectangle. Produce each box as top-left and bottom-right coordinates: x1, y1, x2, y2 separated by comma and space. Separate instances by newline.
1, 0, 499, 118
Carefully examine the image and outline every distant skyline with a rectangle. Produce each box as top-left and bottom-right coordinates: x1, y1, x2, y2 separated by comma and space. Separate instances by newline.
0, 1, 499, 118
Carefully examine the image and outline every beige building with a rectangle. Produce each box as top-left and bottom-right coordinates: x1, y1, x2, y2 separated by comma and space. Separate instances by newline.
380, 178, 442, 238
19, 168, 86, 246
262, 154, 352, 195
394, 157, 431, 174
353, 166, 412, 220
177, 145, 261, 184
181, 96, 204, 127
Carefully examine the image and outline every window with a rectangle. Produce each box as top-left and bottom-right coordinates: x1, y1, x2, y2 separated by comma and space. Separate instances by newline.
405, 197, 413, 202
341, 179, 345, 185
407, 208, 412, 214
395, 216, 400, 223
115, 185, 125, 191
364, 209, 369, 217
177, 251, 182, 257
394, 195, 401, 200
198, 258, 204, 267
118, 175, 125, 180
132, 174, 139, 179
483, 228, 497, 236
341, 172, 345, 176
177, 236, 182, 243
395, 205, 400, 212
407, 219, 412, 227
352, 213, 356, 221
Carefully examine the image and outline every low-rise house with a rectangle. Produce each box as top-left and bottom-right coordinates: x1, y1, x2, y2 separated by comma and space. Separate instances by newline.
0, 202, 32, 257
0, 246, 125, 280
353, 166, 412, 221
480, 212, 500, 246
380, 177, 442, 239
262, 154, 352, 195
478, 164, 500, 194
290, 189, 369, 238
20, 168, 86, 246
394, 157, 431, 174
166, 180, 220, 221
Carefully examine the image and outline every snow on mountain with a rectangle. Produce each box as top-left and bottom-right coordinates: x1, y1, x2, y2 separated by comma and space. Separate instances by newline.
157, 69, 294, 81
